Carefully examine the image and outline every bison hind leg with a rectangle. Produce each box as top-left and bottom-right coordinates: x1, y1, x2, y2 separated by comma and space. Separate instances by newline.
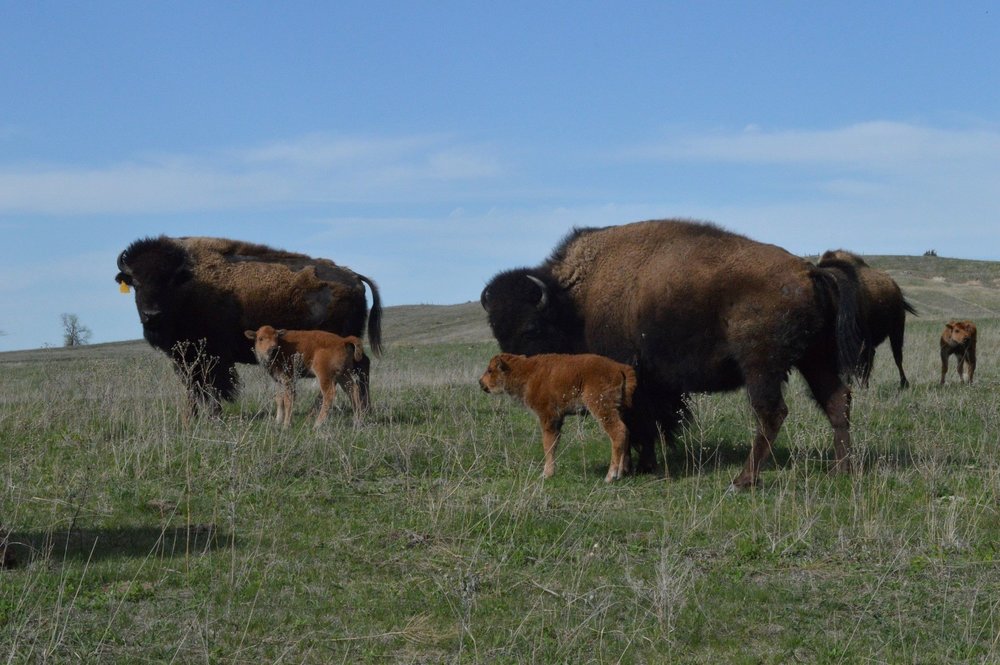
798, 358, 853, 476
732, 376, 789, 490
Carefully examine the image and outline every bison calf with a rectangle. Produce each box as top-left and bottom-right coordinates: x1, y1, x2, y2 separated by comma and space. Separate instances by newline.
940, 320, 977, 385
245, 325, 368, 428
479, 352, 637, 482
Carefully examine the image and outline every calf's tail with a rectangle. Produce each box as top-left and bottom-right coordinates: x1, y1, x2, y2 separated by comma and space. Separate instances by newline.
345, 336, 365, 363
620, 368, 638, 409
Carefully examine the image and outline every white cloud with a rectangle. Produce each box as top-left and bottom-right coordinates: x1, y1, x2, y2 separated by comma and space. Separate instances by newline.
0, 133, 504, 215
629, 121, 1000, 173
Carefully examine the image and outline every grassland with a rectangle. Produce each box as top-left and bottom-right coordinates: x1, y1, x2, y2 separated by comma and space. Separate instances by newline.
1, 255, 998, 663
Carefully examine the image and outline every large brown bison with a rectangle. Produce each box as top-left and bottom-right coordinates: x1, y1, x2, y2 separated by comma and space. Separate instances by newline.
115, 236, 382, 415
481, 219, 866, 488
819, 250, 917, 389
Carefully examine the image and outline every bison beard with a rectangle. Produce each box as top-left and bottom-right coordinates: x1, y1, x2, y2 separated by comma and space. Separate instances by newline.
481, 219, 868, 489
115, 235, 382, 417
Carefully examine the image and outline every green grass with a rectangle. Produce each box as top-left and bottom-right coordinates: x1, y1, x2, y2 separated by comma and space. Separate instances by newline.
2, 312, 999, 662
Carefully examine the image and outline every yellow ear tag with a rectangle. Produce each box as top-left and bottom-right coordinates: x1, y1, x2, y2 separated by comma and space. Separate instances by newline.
119, 282, 131, 294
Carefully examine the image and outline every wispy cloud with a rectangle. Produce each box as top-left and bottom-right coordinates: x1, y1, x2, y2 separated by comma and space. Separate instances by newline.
0, 133, 504, 215
627, 121, 1000, 173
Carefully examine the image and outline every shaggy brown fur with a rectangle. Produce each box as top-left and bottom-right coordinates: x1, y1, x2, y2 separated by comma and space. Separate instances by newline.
940, 320, 977, 385
819, 250, 916, 389
245, 325, 367, 428
180, 237, 379, 350
479, 352, 638, 482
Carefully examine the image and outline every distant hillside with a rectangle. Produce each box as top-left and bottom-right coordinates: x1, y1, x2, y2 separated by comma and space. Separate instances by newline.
381, 302, 492, 346
2, 255, 997, 361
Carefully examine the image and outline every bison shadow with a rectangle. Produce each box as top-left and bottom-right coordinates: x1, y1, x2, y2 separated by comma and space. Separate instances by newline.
669, 438, 921, 480
669, 439, 792, 479
3, 524, 232, 568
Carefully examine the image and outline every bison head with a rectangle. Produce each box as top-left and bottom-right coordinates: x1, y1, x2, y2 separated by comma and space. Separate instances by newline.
115, 236, 194, 350
480, 269, 580, 356
115, 237, 194, 340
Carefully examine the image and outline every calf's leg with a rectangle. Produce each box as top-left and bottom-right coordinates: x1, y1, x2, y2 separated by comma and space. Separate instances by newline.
337, 373, 366, 426
315, 374, 336, 428
600, 415, 630, 483
539, 416, 564, 478
586, 392, 631, 482
280, 378, 296, 427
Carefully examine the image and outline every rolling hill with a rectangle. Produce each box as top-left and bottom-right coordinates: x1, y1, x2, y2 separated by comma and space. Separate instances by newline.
1, 255, 997, 363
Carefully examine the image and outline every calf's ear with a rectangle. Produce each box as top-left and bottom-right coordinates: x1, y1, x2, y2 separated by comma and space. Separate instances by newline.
497, 357, 511, 373
244, 330, 256, 340
276, 329, 287, 338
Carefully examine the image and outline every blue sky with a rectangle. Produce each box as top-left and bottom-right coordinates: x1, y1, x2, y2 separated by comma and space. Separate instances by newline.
2, 2, 999, 351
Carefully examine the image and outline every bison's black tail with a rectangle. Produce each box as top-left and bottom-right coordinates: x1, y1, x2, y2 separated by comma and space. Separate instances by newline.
358, 273, 383, 356
811, 260, 868, 381
903, 298, 918, 316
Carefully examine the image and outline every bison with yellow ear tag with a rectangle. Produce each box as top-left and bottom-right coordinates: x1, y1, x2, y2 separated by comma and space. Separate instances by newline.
115, 236, 381, 417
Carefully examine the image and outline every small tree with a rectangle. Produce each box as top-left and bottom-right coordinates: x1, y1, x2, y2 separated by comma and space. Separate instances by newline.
61, 313, 92, 347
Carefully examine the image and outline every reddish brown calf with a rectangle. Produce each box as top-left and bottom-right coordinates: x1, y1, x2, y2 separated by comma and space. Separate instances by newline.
245, 325, 368, 428
479, 352, 638, 482
940, 320, 977, 385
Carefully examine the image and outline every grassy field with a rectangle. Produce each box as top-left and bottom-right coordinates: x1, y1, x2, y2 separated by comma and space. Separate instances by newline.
1, 258, 998, 663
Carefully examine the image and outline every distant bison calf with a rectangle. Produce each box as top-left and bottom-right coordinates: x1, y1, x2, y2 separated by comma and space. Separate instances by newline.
940, 320, 977, 385
245, 325, 368, 428
479, 352, 637, 482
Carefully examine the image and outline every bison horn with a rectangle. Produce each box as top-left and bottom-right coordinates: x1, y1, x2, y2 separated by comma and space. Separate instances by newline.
480, 286, 491, 309
117, 249, 129, 274
526, 275, 548, 310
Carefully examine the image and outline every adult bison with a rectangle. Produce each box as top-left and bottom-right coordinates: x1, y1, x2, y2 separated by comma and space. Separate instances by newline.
115, 236, 382, 415
481, 219, 866, 488
819, 250, 916, 389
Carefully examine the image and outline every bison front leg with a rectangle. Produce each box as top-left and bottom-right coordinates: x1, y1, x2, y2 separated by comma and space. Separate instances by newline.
539, 416, 564, 479
732, 379, 788, 490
